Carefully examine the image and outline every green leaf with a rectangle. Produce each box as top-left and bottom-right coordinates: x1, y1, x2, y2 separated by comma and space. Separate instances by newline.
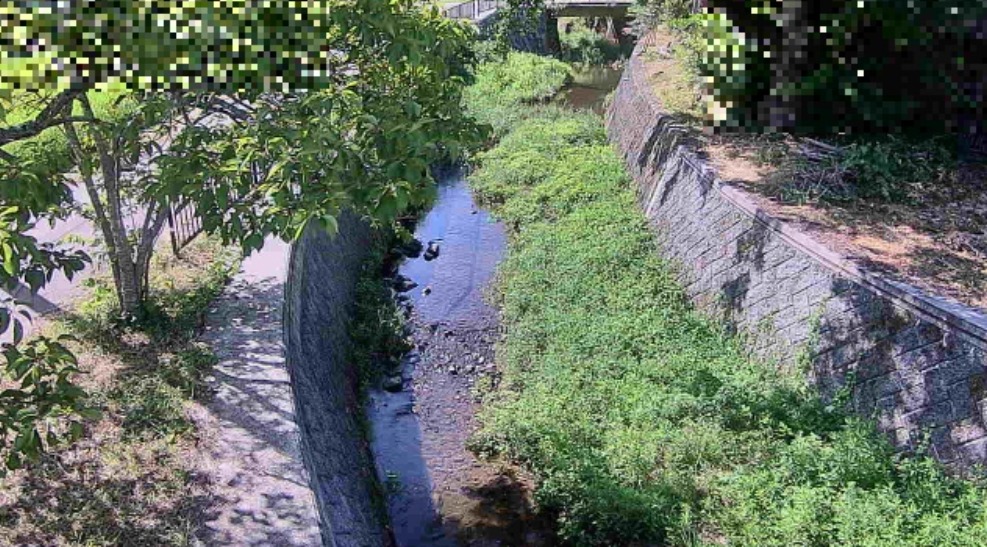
243, 233, 264, 253
321, 215, 338, 236
24, 270, 44, 293
2, 243, 17, 277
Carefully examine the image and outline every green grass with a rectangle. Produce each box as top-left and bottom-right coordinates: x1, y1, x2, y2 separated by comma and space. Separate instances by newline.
466, 58, 987, 546
349, 231, 413, 390
0, 236, 240, 545
1, 88, 132, 177
465, 51, 572, 137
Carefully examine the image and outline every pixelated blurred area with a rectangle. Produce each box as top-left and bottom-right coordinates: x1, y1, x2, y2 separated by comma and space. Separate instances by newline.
701, 0, 986, 137
0, 0, 462, 94
636, 1, 986, 309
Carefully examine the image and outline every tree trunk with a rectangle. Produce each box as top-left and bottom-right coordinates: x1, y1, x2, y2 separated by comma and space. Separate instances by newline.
79, 96, 145, 319
65, 93, 181, 321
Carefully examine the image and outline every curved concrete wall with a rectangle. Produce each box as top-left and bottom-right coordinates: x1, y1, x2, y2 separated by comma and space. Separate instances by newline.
607, 44, 987, 467
283, 214, 390, 546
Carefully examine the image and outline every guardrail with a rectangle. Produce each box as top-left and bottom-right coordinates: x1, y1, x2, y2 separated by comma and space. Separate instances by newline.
443, 0, 506, 20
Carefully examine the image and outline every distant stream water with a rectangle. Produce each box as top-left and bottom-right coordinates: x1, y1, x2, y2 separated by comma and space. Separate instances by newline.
557, 64, 625, 113
366, 62, 624, 546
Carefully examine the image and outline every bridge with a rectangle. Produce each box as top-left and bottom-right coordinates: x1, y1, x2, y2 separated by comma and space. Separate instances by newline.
443, 0, 634, 21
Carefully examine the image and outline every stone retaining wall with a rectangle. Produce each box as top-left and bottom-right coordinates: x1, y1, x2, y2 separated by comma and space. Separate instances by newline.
606, 44, 987, 467
283, 215, 390, 546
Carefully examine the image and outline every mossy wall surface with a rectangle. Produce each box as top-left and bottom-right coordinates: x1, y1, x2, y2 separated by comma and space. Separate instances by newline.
606, 44, 987, 467
283, 214, 390, 547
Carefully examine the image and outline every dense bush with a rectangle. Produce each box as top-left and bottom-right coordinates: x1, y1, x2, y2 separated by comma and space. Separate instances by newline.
629, 0, 698, 37
705, 0, 986, 134
464, 52, 571, 136
467, 57, 987, 545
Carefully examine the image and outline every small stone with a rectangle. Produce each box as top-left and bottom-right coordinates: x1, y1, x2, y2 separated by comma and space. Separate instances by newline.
448, 366, 458, 375
478, 356, 486, 364
397, 239, 424, 258
423, 286, 432, 296
393, 275, 418, 293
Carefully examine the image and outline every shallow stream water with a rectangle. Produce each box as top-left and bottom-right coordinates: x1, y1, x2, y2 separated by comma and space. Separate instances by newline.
366, 170, 540, 546
366, 63, 625, 546
557, 64, 625, 114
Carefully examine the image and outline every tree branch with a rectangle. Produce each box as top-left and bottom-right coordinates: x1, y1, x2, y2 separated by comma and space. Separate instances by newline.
0, 88, 92, 146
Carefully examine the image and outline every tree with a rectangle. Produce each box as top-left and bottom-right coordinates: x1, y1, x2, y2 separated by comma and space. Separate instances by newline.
1, 0, 482, 319
0, 0, 483, 468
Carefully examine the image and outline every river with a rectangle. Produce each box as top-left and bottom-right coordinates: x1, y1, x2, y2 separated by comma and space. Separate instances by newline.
366, 63, 624, 546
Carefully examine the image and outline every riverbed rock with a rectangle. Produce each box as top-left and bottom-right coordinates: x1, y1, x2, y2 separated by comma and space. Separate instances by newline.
396, 239, 423, 258
423, 241, 441, 261
392, 275, 418, 293
383, 375, 404, 393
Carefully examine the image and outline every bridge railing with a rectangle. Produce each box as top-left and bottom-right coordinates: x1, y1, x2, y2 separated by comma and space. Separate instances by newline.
443, 0, 506, 20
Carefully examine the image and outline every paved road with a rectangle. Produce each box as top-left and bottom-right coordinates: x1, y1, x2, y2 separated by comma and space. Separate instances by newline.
193, 237, 322, 546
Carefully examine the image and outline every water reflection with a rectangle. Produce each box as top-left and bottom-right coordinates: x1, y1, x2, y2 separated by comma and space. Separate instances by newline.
557, 63, 625, 113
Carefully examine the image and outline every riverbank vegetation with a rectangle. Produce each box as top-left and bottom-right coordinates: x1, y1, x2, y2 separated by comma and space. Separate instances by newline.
466, 53, 987, 546
0, 237, 239, 545
465, 51, 572, 137
558, 20, 628, 66
0, 1, 484, 476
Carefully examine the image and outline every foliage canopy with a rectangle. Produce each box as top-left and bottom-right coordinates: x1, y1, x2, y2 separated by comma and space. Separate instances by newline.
0, 0, 483, 469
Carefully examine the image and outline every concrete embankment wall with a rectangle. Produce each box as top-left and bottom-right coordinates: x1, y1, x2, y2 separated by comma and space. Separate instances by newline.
606, 43, 987, 467
283, 214, 390, 546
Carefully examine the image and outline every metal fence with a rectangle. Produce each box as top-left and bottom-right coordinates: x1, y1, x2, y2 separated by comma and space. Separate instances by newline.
167, 201, 204, 257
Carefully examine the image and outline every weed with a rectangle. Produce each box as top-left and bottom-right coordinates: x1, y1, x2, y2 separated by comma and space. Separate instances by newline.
558, 22, 627, 65
467, 57, 987, 545
766, 135, 958, 205
349, 232, 413, 389
465, 52, 572, 137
